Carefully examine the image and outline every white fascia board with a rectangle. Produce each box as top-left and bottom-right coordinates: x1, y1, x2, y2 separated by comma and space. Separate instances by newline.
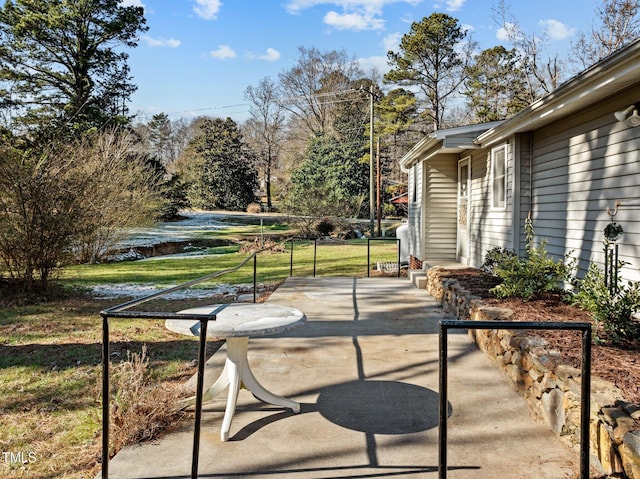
399, 136, 442, 171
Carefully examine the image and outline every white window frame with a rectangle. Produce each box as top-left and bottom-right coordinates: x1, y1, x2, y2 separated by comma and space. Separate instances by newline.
491, 144, 507, 209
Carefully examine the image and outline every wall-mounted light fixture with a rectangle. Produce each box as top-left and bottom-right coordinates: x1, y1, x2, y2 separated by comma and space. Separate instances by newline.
614, 104, 640, 126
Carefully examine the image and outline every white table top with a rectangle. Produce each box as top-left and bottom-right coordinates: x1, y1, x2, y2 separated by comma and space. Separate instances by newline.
165, 303, 306, 338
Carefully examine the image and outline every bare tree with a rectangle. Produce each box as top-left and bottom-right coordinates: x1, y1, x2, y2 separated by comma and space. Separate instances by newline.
571, 0, 640, 70
244, 78, 286, 210
72, 130, 162, 263
134, 114, 194, 168
492, 0, 565, 100
278, 46, 363, 137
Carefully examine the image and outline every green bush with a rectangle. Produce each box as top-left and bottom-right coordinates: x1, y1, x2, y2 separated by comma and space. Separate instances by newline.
572, 262, 640, 344
382, 203, 396, 217
485, 217, 574, 300
481, 246, 517, 275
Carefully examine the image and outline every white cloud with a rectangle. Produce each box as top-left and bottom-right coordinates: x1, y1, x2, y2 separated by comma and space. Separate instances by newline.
357, 55, 389, 74
324, 10, 384, 30
142, 35, 181, 48
285, 0, 422, 31
383, 32, 402, 53
194, 0, 222, 20
496, 22, 518, 41
209, 44, 236, 59
539, 19, 575, 40
286, 0, 422, 14
250, 48, 281, 62
445, 0, 465, 11
120, 0, 145, 7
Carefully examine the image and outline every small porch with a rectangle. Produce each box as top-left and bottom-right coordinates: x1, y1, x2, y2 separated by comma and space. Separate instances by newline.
102, 276, 578, 479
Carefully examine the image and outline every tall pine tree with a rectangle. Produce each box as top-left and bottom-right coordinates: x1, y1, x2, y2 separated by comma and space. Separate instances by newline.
0, 0, 147, 133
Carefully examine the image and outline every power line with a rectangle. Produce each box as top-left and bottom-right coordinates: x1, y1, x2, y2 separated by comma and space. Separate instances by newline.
131, 88, 368, 123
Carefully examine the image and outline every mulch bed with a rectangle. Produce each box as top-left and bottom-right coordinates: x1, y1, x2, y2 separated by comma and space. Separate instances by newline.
438, 268, 640, 405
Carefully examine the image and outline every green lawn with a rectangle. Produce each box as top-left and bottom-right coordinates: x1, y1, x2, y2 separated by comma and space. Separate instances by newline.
60, 239, 402, 290
1, 232, 402, 478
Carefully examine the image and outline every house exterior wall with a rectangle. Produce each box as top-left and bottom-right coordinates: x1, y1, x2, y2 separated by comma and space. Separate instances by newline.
423, 155, 458, 263
528, 86, 640, 281
467, 143, 514, 268
401, 44, 640, 282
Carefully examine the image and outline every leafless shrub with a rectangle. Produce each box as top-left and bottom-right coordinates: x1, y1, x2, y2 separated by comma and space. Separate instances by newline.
246, 202, 262, 214
0, 129, 161, 290
71, 131, 162, 264
239, 236, 286, 254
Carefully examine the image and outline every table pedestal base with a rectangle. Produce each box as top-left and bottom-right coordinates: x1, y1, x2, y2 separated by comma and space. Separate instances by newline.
183, 337, 300, 441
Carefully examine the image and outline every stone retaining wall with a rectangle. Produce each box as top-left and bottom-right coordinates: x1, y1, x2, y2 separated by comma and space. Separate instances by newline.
426, 266, 640, 479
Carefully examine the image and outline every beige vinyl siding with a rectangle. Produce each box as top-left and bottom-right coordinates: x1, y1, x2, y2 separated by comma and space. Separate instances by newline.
513, 133, 532, 255
529, 86, 640, 282
424, 155, 457, 262
468, 144, 513, 268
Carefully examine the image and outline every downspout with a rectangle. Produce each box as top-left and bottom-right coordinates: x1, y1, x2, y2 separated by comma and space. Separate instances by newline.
528, 132, 534, 249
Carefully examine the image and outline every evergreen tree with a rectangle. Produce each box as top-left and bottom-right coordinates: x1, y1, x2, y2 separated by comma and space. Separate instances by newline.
186, 117, 258, 211
0, 0, 147, 132
463, 46, 529, 122
285, 133, 369, 221
385, 13, 474, 130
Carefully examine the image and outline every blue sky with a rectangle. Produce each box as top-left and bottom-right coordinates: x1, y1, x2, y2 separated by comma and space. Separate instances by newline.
122, 0, 599, 123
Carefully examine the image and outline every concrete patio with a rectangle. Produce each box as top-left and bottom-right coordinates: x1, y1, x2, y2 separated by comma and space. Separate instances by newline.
102, 276, 579, 478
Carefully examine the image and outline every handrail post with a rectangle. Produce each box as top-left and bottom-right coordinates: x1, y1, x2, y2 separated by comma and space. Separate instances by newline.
580, 325, 592, 478
438, 321, 448, 479
396, 238, 401, 278
191, 318, 209, 479
367, 238, 371, 277
253, 255, 257, 303
438, 320, 592, 479
313, 239, 317, 277
289, 239, 294, 277
101, 314, 110, 479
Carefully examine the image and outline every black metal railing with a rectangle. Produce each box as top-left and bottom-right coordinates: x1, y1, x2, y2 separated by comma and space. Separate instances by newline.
287, 237, 401, 278
100, 242, 276, 479
100, 235, 405, 478
438, 320, 592, 479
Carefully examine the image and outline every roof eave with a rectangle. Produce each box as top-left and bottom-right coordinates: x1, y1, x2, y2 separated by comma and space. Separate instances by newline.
399, 121, 503, 171
476, 39, 640, 147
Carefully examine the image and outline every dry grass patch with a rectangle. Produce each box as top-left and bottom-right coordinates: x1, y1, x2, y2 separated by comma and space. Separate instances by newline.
109, 346, 191, 456
0, 294, 214, 478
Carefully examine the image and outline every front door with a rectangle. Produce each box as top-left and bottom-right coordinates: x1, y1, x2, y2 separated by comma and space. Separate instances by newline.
457, 158, 470, 264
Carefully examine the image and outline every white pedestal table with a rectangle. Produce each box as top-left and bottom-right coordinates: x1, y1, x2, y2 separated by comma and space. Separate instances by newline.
166, 303, 306, 441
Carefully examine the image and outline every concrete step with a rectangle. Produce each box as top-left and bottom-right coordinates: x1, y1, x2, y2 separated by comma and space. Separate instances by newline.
408, 269, 426, 289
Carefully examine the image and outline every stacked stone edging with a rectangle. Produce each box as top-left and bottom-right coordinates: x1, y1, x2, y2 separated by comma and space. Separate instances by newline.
426, 266, 640, 479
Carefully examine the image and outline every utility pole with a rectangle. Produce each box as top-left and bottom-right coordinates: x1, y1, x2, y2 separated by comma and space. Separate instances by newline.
368, 84, 375, 238
376, 137, 382, 237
